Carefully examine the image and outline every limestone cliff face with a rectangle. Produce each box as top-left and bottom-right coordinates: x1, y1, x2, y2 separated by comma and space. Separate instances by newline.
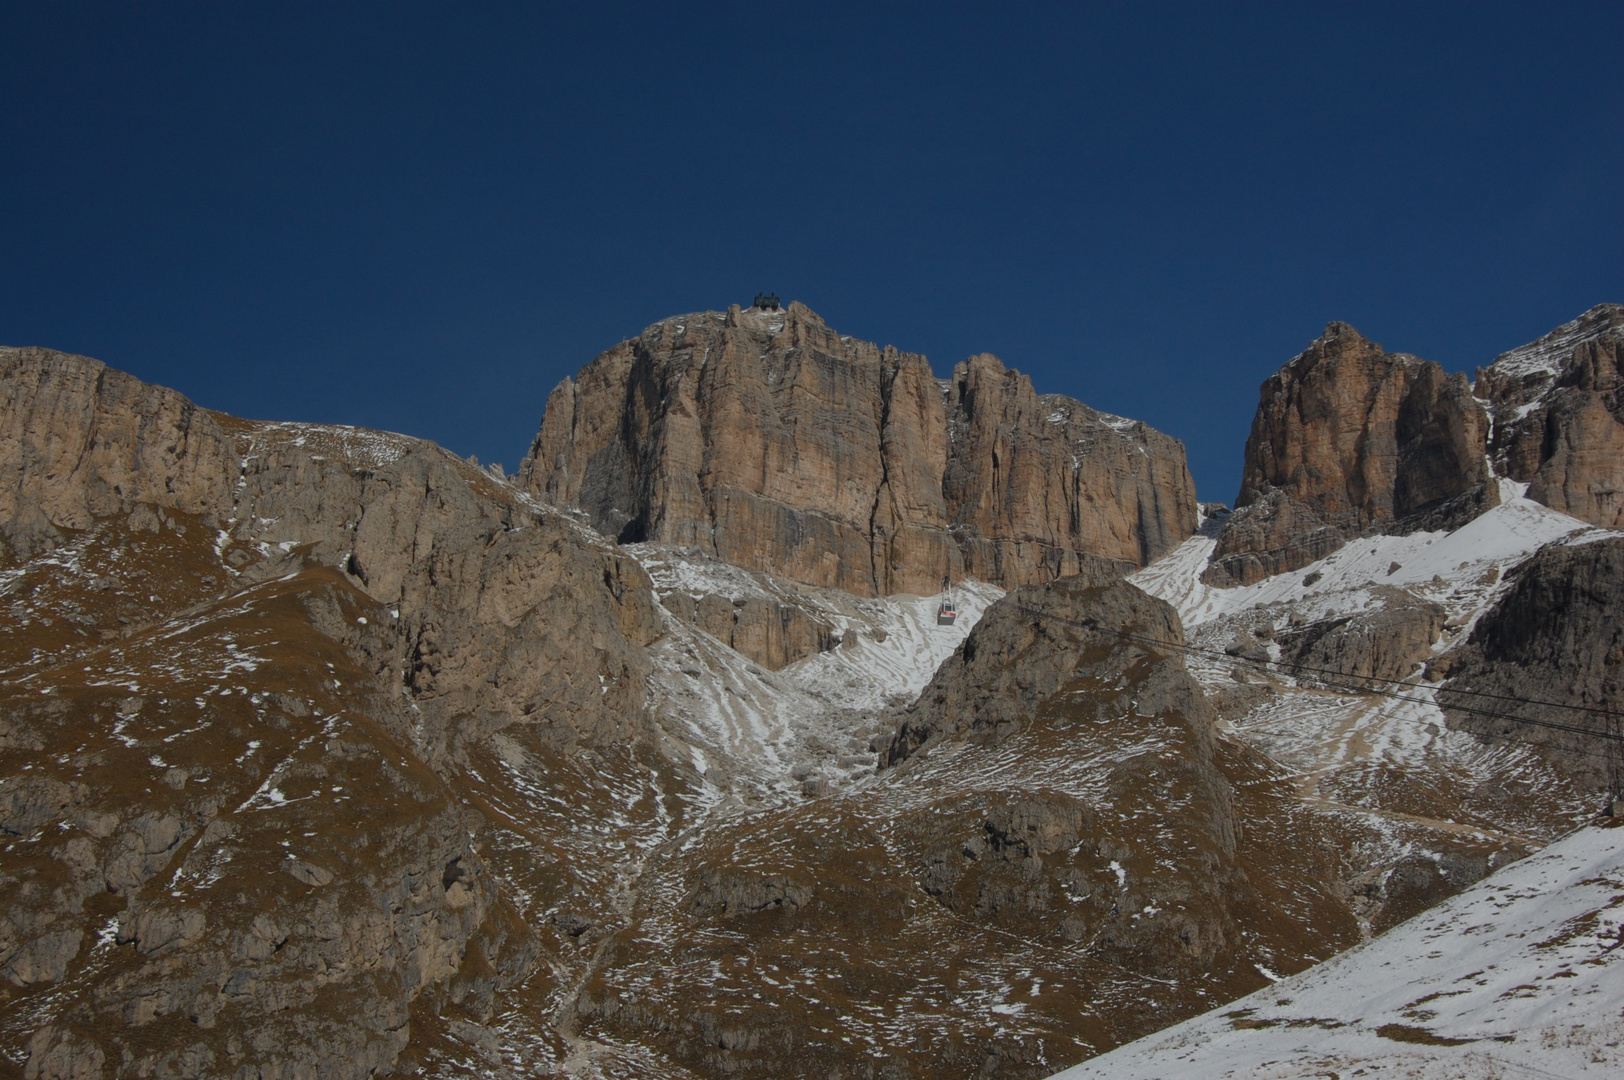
944, 353, 1200, 586
0, 347, 238, 560
1476, 304, 1624, 529
1206, 323, 1495, 586
521, 302, 1198, 594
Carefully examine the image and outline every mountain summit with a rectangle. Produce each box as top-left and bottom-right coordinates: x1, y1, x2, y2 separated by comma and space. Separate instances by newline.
520, 301, 1199, 595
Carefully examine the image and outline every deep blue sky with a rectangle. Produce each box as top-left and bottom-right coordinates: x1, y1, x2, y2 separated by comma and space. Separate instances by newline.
2, 3, 1620, 502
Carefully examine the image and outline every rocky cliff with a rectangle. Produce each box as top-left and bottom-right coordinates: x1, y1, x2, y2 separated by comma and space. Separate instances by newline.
520, 302, 1198, 596
1206, 322, 1496, 586
1477, 303, 1624, 529
0, 347, 668, 1079
1207, 307, 1624, 589
0, 346, 238, 560
1438, 534, 1624, 788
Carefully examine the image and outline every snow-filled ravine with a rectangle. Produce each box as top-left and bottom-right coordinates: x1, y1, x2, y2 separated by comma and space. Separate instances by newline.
1131, 480, 1609, 634
1049, 820, 1624, 1080
627, 544, 1003, 798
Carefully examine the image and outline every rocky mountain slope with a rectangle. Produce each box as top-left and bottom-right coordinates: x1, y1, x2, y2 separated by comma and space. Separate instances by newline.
0, 346, 672, 1079
1, 302, 1621, 1080
1050, 817, 1624, 1080
520, 302, 1198, 596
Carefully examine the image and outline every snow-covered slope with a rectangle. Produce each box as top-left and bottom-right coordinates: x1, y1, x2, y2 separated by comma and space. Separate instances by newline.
628, 544, 1003, 797
1050, 820, 1624, 1079
1129, 490, 1614, 886
1134, 480, 1604, 633
1488, 305, 1623, 382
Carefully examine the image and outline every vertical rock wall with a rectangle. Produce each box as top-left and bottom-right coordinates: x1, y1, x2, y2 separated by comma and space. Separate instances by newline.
1477, 303, 1624, 529
521, 302, 1199, 595
944, 353, 1199, 587
1206, 323, 1495, 586
1210, 305, 1623, 590
0, 347, 239, 560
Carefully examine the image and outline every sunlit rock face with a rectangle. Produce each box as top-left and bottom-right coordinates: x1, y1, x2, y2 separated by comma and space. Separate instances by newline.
521, 301, 1199, 596
1205, 322, 1496, 587
1208, 306, 1624, 588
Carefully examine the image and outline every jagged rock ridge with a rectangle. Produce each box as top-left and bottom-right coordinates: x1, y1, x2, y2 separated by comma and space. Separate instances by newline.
1477, 303, 1624, 528
520, 301, 1199, 596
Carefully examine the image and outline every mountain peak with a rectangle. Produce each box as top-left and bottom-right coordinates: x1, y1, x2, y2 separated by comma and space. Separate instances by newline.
523, 307, 1198, 593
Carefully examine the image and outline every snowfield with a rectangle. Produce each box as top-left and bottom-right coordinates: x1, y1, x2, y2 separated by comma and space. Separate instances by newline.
1050, 820, 1624, 1079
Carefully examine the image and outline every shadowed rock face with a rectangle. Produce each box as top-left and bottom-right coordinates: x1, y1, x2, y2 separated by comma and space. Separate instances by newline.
1273, 585, 1445, 685
1439, 536, 1624, 788
1206, 323, 1495, 586
1477, 304, 1624, 529
520, 302, 1198, 595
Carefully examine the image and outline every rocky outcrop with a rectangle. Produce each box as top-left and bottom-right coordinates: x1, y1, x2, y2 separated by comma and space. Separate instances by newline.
657, 590, 836, 671
521, 302, 1198, 595
1477, 304, 1624, 528
884, 566, 1159, 764
0, 347, 238, 560
1206, 323, 1495, 586
1274, 586, 1445, 684
875, 572, 1316, 982
1438, 536, 1624, 789
0, 349, 667, 1077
